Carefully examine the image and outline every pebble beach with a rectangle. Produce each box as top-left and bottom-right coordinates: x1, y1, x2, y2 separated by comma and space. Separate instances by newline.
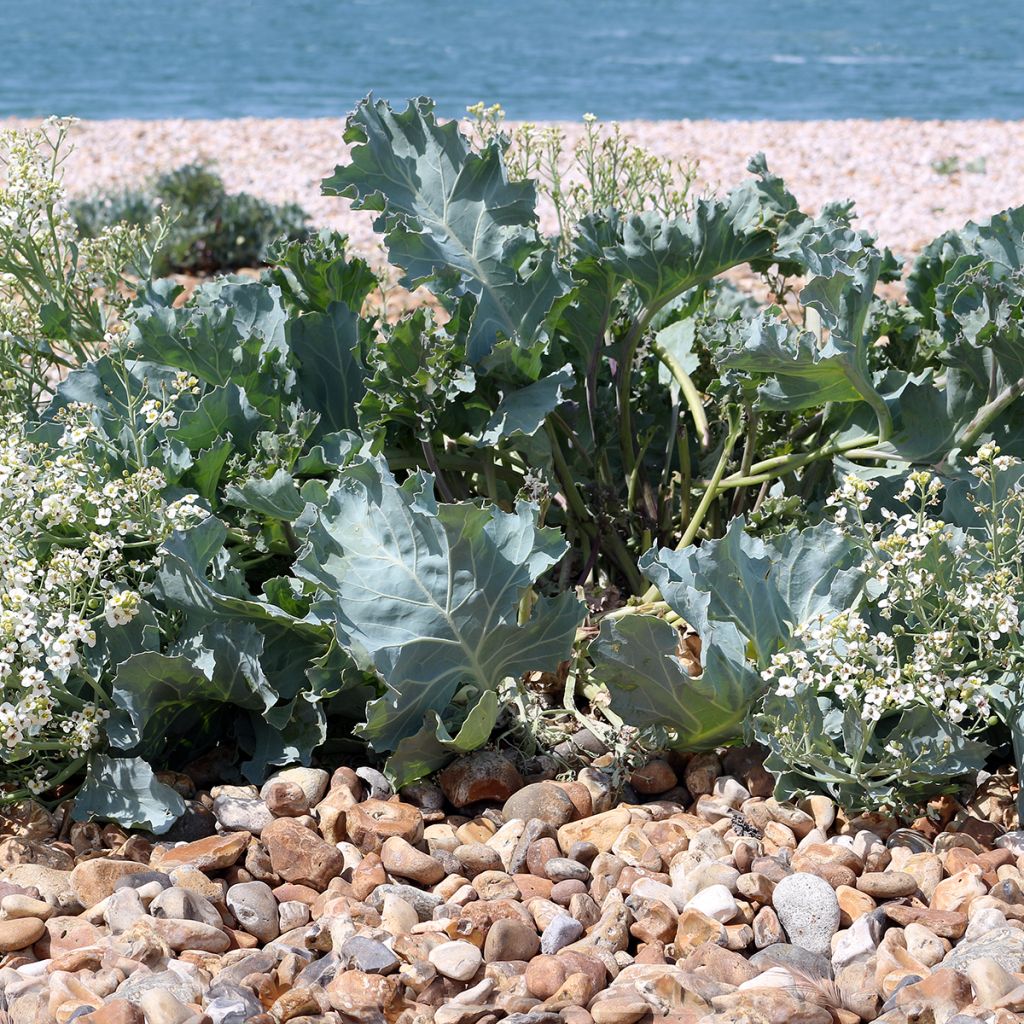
1, 748, 1024, 1024
6, 117, 1024, 260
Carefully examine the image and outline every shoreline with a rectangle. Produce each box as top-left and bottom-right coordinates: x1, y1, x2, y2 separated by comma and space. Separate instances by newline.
5, 116, 1024, 258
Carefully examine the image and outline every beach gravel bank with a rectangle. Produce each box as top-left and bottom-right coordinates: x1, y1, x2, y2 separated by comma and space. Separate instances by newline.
4, 117, 1024, 260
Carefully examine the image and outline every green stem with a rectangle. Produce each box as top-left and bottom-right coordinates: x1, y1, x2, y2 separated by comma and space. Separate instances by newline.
651, 336, 710, 449
957, 375, 1024, 449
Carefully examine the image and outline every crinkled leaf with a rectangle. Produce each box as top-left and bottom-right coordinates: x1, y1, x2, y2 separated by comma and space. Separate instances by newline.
590, 614, 759, 750
722, 314, 867, 410
324, 96, 568, 361
641, 518, 864, 668
225, 469, 307, 521
295, 455, 584, 764
108, 625, 276, 754
909, 205, 1024, 327
169, 383, 267, 452
73, 755, 186, 834
268, 228, 379, 314
476, 365, 574, 446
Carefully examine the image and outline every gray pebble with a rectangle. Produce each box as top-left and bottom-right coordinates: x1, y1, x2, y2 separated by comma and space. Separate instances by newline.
341, 934, 400, 974
540, 914, 584, 954
772, 871, 840, 957
226, 880, 280, 943
544, 857, 589, 883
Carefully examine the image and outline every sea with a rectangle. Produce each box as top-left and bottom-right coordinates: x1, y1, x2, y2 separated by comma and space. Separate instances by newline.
2, 0, 1023, 121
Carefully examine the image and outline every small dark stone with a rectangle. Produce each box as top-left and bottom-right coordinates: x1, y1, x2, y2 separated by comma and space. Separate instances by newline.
568, 841, 599, 866
341, 935, 400, 974
356, 766, 393, 800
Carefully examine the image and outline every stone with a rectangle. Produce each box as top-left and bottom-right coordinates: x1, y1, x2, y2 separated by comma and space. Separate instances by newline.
440, 752, 525, 808
932, 867, 987, 913
484, 918, 541, 962
675, 909, 726, 951
150, 886, 222, 927
590, 996, 650, 1024
831, 909, 885, 970
544, 857, 590, 883
855, 870, 918, 898
346, 799, 424, 852
541, 914, 584, 954
942, 927, 1024, 974
0, 916, 45, 951
212, 795, 274, 834
314, 786, 356, 846
903, 921, 949, 968
261, 817, 344, 889
380, 835, 445, 884
226, 881, 280, 943
753, 906, 784, 948
0, 893, 52, 919
78, 1000, 144, 1024
882, 903, 968, 939
2, 865, 75, 910
341, 934, 401, 974
261, 767, 329, 806
772, 871, 840, 957
684, 884, 737, 923
137, 989, 192, 1024
152, 833, 249, 873
326, 970, 401, 1018
503, 784, 577, 828
966, 956, 1019, 1009
70, 858, 154, 908
263, 780, 310, 817
205, 988, 263, 1024
629, 760, 677, 795
147, 916, 231, 952
558, 809, 632, 854
430, 939, 484, 981
712, 989, 832, 1024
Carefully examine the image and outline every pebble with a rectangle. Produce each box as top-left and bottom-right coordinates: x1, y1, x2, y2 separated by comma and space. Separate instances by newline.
429, 940, 483, 981
503, 783, 577, 828
0, 744, 1018, 1024
226, 881, 280, 942
541, 913, 585, 954
772, 871, 841, 957
0, 916, 45, 951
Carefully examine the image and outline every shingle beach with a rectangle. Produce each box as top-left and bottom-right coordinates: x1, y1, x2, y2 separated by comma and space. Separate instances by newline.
6, 117, 1024, 260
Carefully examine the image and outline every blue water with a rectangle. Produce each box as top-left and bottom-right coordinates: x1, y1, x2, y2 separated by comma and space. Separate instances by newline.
3, 1, 1023, 120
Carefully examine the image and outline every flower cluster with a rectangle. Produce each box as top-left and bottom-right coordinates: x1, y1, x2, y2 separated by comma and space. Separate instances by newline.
0, 411, 206, 798
756, 448, 1024, 811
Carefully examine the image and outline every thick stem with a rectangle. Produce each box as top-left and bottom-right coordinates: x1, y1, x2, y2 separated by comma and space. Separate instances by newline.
651, 337, 710, 449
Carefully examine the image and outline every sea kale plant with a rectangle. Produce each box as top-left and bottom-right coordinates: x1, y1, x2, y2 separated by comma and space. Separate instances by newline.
7, 94, 1024, 829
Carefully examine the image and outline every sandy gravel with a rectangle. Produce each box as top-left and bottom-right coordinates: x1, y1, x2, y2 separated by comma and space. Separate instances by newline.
5, 117, 1024, 261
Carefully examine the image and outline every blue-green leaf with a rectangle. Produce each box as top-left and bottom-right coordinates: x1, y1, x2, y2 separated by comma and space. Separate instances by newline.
73, 755, 186, 834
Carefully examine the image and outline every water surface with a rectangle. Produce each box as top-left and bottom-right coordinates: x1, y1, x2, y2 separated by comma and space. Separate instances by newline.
3, 1, 1022, 120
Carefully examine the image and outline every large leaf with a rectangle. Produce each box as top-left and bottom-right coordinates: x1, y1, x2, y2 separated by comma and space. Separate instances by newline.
131, 278, 291, 417
73, 755, 187, 834
287, 301, 365, 440
640, 517, 865, 668
571, 156, 805, 318
909, 205, 1024, 327
107, 629, 276, 755
294, 455, 585, 770
168, 383, 267, 452
323, 96, 568, 361
590, 614, 760, 750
